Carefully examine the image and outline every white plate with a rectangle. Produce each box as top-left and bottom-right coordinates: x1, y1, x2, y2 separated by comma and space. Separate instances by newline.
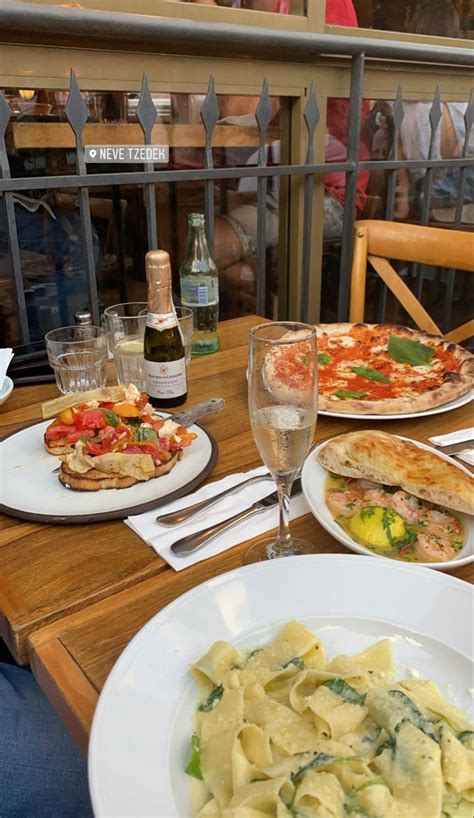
0, 375, 13, 406
88, 555, 473, 818
302, 436, 474, 571
318, 389, 473, 420
0, 419, 217, 524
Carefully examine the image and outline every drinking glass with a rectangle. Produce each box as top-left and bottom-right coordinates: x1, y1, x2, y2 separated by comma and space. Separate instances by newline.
245, 321, 318, 564
45, 325, 108, 394
104, 302, 147, 391
175, 306, 194, 364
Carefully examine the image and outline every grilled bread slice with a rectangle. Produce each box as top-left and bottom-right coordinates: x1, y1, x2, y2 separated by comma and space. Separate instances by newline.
59, 451, 181, 491
318, 430, 473, 516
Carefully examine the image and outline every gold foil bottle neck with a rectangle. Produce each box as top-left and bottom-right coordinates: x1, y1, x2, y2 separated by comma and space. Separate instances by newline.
146, 249, 173, 315
146, 250, 171, 284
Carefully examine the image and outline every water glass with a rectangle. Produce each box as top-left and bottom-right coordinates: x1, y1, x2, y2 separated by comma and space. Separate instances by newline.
245, 321, 318, 564
175, 307, 194, 364
45, 325, 108, 394
104, 302, 147, 391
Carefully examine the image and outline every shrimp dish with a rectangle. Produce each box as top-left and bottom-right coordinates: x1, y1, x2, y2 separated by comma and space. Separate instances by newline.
325, 475, 466, 564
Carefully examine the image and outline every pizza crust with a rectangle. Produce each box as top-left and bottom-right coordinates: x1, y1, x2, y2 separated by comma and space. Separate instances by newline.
317, 323, 473, 414
318, 430, 474, 515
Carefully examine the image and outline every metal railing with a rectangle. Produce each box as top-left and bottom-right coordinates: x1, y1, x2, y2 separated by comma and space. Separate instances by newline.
0, 2, 473, 344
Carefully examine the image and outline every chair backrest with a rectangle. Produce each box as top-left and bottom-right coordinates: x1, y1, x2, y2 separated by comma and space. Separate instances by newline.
349, 220, 474, 344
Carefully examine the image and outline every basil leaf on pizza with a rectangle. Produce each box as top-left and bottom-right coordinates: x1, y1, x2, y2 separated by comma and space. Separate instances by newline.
388, 335, 434, 367
334, 389, 369, 399
318, 353, 331, 365
351, 366, 391, 383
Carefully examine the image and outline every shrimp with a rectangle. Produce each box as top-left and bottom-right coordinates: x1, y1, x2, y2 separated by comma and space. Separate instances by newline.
363, 489, 392, 508
415, 533, 455, 563
356, 479, 380, 491
390, 491, 423, 524
421, 508, 462, 535
327, 490, 362, 518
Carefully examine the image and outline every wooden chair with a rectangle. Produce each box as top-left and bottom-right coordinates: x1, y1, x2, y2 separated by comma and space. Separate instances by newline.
349, 220, 474, 344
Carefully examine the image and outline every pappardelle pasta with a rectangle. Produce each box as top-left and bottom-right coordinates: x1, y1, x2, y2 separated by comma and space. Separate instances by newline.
185, 621, 474, 818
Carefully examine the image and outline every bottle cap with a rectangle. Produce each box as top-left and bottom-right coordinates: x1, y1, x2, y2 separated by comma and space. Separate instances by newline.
188, 213, 205, 227
74, 310, 92, 325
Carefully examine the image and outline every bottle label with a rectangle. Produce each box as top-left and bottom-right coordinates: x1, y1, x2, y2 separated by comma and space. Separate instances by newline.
145, 357, 187, 399
146, 312, 178, 331
181, 278, 218, 307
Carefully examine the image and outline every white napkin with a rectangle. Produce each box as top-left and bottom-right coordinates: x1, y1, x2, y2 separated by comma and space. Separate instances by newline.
428, 428, 474, 467
0, 348, 13, 390
125, 466, 310, 571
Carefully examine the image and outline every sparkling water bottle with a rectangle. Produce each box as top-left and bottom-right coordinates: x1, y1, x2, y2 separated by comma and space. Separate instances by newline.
179, 213, 219, 355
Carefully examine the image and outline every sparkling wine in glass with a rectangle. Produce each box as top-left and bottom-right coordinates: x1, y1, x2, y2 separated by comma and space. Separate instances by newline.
245, 322, 318, 563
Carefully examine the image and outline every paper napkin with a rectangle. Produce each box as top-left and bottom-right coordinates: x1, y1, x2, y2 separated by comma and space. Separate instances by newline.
125, 466, 310, 571
0, 348, 13, 390
428, 428, 474, 467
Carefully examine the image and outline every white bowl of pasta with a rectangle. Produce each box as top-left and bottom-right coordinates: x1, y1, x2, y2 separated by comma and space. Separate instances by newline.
88, 555, 473, 818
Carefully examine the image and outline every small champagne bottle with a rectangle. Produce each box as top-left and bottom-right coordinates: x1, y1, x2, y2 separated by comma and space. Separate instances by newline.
144, 250, 187, 408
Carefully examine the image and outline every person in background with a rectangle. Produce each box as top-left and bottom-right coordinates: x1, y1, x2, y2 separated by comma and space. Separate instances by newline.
395, 0, 473, 223
0, 662, 93, 818
188, 0, 370, 316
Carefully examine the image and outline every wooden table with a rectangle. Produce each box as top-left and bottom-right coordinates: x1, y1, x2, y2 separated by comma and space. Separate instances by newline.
0, 315, 472, 749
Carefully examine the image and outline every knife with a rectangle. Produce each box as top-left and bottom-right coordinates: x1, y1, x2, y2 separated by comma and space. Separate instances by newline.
168, 398, 225, 427
171, 478, 302, 558
434, 440, 473, 456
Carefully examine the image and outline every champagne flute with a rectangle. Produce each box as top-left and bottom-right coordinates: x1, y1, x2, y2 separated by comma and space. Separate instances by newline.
244, 321, 317, 564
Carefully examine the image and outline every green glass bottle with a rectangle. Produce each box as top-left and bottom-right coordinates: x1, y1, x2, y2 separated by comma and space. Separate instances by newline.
144, 249, 187, 409
179, 213, 219, 355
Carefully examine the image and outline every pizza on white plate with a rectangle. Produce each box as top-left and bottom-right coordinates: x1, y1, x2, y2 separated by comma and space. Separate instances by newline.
264, 323, 473, 415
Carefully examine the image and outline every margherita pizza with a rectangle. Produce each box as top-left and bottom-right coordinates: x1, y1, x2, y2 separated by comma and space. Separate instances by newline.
264, 323, 473, 415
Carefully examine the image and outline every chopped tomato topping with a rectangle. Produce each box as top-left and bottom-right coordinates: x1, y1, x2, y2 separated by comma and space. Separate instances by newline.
74, 409, 108, 431
136, 392, 149, 410
46, 423, 79, 441
84, 441, 106, 456
66, 429, 95, 443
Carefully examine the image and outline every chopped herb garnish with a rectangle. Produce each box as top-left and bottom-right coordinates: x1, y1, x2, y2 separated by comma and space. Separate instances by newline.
198, 684, 224, 713
124, 417, 142, 427
102, 408, 120, 427
137, 426, 159, 446
291, 753, 336, 784
185, 734, 203, 780
388, 335, 434, 367
282, 657, 305, 671
318, 353, 331, 365
360, 507, 376, 521
351, 366, 391, 384
375, 736, 396, 757
334, 389, 369, 400
323, 678, 366, 705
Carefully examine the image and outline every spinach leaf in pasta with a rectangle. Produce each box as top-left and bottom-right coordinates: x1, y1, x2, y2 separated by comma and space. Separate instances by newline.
323, 678, 366, 705
291, 752, 336, 784
282, 657, 305, 671
458, 730, 474, 747
388, 690, 439, 742
185, 734, 203, 780
198, 684, 224, 713
374, 735, 396, 757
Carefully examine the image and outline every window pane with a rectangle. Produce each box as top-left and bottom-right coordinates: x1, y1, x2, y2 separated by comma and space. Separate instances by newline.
1, 88, 283, 346
180, 0, 305, 15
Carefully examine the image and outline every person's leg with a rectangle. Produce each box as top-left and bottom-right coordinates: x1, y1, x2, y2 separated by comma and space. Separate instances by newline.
0, 662, 93, 818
